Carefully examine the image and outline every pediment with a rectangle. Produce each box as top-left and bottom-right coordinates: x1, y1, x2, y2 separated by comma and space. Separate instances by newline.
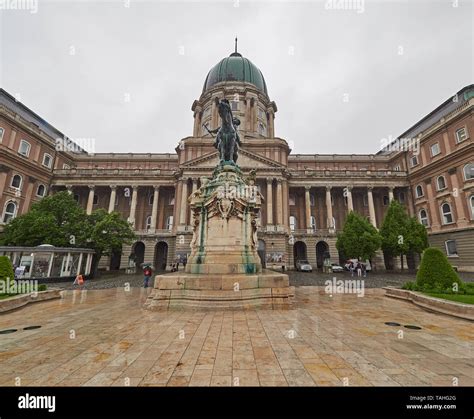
182, 149, 285, 170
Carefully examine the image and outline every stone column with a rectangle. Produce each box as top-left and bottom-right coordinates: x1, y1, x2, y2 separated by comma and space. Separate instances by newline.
266, 178, 273, 225
346, 186, 354, 212
108, 185, 117, 213
305, 186, 311, 229
86, 185, 95, 215
326, 186, 333, 229
424, 180, 440, 228
150, 186, 160, 231
448, 168, 468, 227
21, 179, 35, 215
129, 186, 138, 228
276, 179, 283, 226
246, 97, 251, 132
367, 187, 377, 228
179, 179, 188, 226
388, 187, 394, 202
282, 179, 289, 229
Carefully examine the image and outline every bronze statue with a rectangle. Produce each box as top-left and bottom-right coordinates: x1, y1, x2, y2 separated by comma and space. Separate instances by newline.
204, 99, 241, 164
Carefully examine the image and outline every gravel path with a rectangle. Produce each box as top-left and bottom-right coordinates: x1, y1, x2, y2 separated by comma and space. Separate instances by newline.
45, 270, 474, 290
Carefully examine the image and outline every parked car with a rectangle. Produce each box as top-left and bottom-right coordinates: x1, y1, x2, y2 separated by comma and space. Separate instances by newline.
296, 260, 313, 272
331, 263, 344, 272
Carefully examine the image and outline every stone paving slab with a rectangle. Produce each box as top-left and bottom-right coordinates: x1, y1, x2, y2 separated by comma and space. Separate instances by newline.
0, 286, 472, 387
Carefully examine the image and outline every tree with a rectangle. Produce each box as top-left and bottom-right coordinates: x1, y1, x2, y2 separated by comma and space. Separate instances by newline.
0, 192, 136, 276
85, 209, 136, 274
416, 247, 461, 291
0, 256, 15, 295
336, 211, 381, 262
379, 200, 428, 270
0, 191, 89, 247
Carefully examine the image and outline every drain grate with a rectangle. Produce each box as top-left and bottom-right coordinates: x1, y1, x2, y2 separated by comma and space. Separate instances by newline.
23, 326, 42, 330
404, 325, 422, 330
0, 329, 18, 334
384, 322, 401, 327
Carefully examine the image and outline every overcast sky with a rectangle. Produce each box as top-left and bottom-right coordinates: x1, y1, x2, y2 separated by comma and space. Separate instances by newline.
1, 0, 472, 155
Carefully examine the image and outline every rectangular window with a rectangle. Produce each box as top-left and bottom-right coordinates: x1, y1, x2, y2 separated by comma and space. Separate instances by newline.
18, 140, 31, 157
445, 240, 458, 257
383, 196, 389, 206
289, 195, 296, 206
363, 195, 368, 207
455, 127, 467, 143
231, 101, 239, 111
410, 155, 418, 167
0, 127, 4, 142
430, 142, 441, 157
42, 153, 53, 168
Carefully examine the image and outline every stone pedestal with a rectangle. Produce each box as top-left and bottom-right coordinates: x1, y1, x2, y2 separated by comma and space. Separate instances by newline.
145, 163, 293, 310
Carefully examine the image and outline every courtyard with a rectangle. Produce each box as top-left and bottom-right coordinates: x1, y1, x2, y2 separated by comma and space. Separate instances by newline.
0, 283, 472, 387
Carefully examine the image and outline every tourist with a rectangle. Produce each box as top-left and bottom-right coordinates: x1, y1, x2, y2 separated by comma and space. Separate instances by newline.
356, 262, 362, 277
183, 255, 187, 269
73, 273, 85, 289
143, 265, 152, 288
362, 263, 367, 278
349, 261, 355, 277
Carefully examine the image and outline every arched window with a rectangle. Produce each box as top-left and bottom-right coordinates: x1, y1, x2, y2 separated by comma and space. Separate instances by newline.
419, 209, 429, 226
10, 174, 22, 189
441, 203, 454, 224
437, 176, 446, 191
463, 163, 474, 180
415, 185, 424, 198
289, 216, 297, 232
145, 215, 152, 230
310, 216, 316, 230
166, 215, 173, 231
36, 184, 46, 197
469, 196, 474, 219
2, 201, 17, 223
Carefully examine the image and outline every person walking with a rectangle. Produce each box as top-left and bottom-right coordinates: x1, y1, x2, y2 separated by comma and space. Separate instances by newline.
73, 273, 85, 289
356, 262, 362, 277
349, 261, 354, 277
362, 262, 367, 278
143, 265, 152, 288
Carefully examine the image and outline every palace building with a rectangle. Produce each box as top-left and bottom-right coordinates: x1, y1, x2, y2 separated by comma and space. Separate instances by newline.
1, 49, 473, 272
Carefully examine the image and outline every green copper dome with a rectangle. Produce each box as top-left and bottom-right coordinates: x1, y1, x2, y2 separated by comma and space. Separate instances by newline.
203, 52, 268, 95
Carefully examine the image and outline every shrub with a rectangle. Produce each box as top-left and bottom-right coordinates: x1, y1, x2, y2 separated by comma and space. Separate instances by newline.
416, 247, 461, 292
0, 256, 15, 294
402, 281, 416, 290
38, 284, 47, 292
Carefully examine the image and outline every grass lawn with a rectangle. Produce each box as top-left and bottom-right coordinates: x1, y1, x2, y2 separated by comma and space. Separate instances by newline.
0, 294, 16, 300
424, 292, 474, 305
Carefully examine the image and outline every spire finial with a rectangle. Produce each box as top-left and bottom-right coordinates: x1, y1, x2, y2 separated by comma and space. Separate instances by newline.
235, 37, 238, 53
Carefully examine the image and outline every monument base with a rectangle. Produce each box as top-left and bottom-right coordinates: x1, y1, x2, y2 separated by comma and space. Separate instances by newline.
144, 270, 294, 310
